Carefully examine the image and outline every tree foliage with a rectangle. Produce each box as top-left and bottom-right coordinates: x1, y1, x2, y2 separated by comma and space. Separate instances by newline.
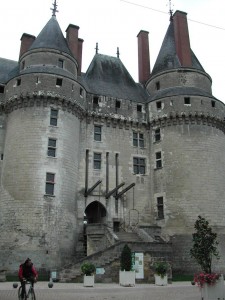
120, 244, 132, 271
190, 215, 220, 273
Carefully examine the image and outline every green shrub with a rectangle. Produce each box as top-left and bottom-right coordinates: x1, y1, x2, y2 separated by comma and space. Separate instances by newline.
81, 262, 96, 276
153, 261, 169, 278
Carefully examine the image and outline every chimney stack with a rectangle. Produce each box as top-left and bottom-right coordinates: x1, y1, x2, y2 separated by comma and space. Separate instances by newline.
19, 33, 36, 58
173, 11, 192, 67
137, 30, 150, 84
66, 24, 80, 60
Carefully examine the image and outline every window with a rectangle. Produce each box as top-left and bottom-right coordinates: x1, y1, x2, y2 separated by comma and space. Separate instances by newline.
137, 104, 142, 112
94, 153, 102, 169
184, 97, 190, 105
211, 100, 215, 108
56, 78, 62, 87
48, 138, 57, 157
0, 85, 4, 93
21, 61, 25, 70
17, 79, 21, 86
0, 154, 3, 160
94, 125, 102, 141
156, 101, 161, 110
58, 59, 64, 68
154, 128, 161, 142
45, 173, 55, 195
133, 132, 144, 148
93, 97, 99, 110
157, 197, 164, 219
133, 157, 146, 174
116, 100, 121, 109
156, 152, 162, 169
80, 88, 84, 97
156, 81, 160, 90
50, 108, 58, 126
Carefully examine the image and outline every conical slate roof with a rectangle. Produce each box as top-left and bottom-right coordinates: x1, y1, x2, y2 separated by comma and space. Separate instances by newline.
84, 54, 148, 102
151, 21, 205, 76
29, 17, 72, 56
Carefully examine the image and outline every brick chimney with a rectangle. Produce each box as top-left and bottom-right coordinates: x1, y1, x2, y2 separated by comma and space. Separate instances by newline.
19, 33, 36, 58
66, 24, 80, 60
137, 30, 150, 84
173, 10, 192, 67
77, 38, 84, 75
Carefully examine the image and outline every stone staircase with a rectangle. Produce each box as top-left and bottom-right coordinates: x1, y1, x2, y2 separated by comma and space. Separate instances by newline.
115, 231, 142, 242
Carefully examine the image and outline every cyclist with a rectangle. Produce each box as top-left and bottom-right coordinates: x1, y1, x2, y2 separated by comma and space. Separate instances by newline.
18, 258, 38, 299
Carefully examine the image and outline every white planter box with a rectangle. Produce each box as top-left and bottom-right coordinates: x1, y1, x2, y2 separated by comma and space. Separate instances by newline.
154, 274, 168, 286
201, 275, 225, 300
119, 270, 135, 287
83, 275, 94, 287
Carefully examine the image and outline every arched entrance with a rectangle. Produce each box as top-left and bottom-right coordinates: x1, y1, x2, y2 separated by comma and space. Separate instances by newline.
84, 201, 107, 224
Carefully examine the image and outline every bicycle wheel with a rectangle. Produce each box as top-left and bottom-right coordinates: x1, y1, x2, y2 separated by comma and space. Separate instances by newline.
18, 286, 24, 300
30, 288, 36, 300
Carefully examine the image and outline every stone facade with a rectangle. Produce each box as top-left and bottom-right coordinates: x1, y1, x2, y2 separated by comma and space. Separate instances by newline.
0, 8, 225, 278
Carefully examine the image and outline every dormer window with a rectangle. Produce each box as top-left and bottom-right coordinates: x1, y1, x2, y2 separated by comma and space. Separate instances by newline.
58, 59, 64, 68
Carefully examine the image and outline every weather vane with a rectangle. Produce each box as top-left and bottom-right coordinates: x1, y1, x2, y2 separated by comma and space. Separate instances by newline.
51, 0, 59, 17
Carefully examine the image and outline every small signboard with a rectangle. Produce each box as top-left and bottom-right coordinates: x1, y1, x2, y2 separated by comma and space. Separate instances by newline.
96, 268, 105, 275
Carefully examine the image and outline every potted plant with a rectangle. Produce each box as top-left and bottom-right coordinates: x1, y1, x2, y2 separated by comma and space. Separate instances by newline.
152, 261, 169, 286
190, 215, 224, 300
81, 262, 96, 287
119, 244, 135, 287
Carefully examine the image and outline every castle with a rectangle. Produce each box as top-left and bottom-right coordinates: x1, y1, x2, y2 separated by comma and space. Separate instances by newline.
0, 3, 225, 279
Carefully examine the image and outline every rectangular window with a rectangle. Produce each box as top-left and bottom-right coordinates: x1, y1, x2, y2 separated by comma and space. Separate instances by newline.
0, 153, 3, 160
48, 138, 57, 157
94, 153, 101, 170
50, 109, 58, 126
94, 125, 102, 141
154, 128, 161, 142
0, 85, 4, 93
184, 97, 190, 105
133, 157, 146, 174
116, 100, 121, 109
133, 132, 144, 148
156, 101, 161, 110
211, 100, 215, 108
137, 104, 142, 112
58, 59, 64, 68
156, 81, 160, 90
156, 152, 162, 169
17, 78, 21, 86
56, 78, 63, 87
45, 173, 55, 195
157, 197, 164, 219
93, 97, 99, 110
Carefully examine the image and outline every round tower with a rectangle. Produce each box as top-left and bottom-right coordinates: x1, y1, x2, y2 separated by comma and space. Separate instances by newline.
146, 11, 225, 273
0, 16, 85, 271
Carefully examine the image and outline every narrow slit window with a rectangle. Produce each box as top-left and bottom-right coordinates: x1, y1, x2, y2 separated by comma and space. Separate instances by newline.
50, 108, 58, 126
17, 79, 21, 86
211, 100, 215, 108
156, 101, 161, 110
58, 59, 64, 68
156, 81, 160, 90
116, 100, 121, 109
0, 85, 4, 93
157, 197, 164, 219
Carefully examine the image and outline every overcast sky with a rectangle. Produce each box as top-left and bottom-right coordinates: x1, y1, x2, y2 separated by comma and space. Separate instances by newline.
1, 0, 225, 102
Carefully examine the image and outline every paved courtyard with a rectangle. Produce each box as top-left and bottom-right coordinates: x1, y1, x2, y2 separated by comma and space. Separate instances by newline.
0, 281, 200, 300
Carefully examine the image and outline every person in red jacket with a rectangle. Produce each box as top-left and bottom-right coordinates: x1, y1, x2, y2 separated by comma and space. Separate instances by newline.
18, 258, 38, 299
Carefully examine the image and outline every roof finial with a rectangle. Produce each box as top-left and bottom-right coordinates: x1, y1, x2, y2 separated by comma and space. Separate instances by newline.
168, 0, 173, 21
51, 0, 59, 17
95, 43, 99, 54
116, 47, 120, 58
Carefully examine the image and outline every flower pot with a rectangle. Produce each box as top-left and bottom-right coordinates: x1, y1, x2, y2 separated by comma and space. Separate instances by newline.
48, 282, 54, 288
154, 274, 168, 286
119, 270, 135, 287
200, 275, 225, 300
83, 275, 94, 287
13, 283, 18, 289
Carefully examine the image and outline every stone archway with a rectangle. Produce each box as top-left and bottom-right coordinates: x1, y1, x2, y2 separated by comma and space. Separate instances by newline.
85, 201, 107, 224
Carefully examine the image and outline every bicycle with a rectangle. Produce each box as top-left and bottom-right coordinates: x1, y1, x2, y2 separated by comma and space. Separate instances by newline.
18, 280, 36, 300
